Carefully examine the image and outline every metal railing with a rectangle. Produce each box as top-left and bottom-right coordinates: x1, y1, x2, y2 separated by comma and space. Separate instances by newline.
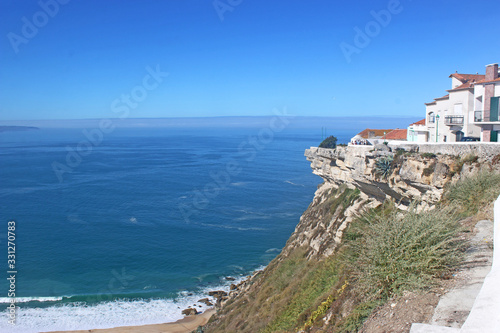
444, 116, 464, 125
475, 110, 500, 122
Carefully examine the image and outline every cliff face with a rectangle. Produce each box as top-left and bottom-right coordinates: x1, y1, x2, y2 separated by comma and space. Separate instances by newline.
284, 146, 458, 259
204, 145, 499, 333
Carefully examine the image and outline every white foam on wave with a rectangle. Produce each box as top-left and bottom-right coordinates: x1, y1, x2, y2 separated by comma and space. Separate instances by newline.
0, 296, 63, 304
284, 180, 305, 187
0, 268, 267, 333
0, 294, 210, 333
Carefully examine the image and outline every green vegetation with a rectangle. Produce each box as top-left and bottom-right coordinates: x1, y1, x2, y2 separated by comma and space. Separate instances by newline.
302, 281, 349, 331
263, 255, 342, 332
444, 171, 500, 216
328, 186, 361, 216
420, 152, 437, 159
345, 204, 465, 299
205, 170, 500, 333
452, 154, 479, 176
334, 300, 382, 333
319, 136, 338, 149
422, 162, 436, 177
374, 156, 394, 179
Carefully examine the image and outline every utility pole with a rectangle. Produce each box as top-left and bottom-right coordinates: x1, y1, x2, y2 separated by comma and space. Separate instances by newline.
436, 114, 440, 142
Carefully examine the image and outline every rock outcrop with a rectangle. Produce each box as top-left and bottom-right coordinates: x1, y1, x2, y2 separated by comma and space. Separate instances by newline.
203, 145, 500, 332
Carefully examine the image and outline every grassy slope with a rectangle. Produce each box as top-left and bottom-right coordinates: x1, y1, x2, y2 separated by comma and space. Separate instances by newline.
205, 171, 500, 333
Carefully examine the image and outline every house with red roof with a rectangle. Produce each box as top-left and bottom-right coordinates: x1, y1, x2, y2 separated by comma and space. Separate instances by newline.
385, 129, 407, 141
351, 128, 408, 145
422, 63, 500, 142
356, 129, 393, 139
424, 71, 483, 142
407, 119, 427, 142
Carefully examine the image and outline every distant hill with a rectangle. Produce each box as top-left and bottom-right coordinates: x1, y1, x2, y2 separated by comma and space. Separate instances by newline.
0, 126, 39, 132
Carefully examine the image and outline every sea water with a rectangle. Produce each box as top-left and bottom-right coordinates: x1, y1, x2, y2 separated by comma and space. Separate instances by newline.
0, 117, 412, 332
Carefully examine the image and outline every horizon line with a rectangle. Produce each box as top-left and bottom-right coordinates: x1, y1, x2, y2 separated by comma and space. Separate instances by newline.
0, 115, 421, 122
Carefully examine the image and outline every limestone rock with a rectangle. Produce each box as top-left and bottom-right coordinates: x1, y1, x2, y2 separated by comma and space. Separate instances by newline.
182, 308, 198, 316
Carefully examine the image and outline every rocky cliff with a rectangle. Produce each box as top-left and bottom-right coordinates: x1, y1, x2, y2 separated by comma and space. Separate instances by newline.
282, 145, 486, 260
203, 145, 500, 333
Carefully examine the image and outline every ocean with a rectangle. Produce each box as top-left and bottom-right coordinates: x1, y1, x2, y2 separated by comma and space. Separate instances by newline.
0, 117, 415, 332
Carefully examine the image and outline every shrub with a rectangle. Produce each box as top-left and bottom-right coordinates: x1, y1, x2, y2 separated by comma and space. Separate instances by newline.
394, 148, 406, 156
345, 204, 465, 300
263, 253, 341, 332
374, 156, 394, 179
421, 152, 437, 159
319, 136, 338, 149
453, 154, 479, 176
444, 171, 500, 216
462, 154, 479, 164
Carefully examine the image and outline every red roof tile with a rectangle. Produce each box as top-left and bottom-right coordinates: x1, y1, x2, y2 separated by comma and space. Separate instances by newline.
475, 77, 500, 84
410, 119, 426, 126
448, 73, 485, 91
356, 129, 393, 139
385, 129, 407, 140
449, 73, 485, 82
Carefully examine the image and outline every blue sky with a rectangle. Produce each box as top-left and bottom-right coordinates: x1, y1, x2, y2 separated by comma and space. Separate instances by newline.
1, 0, 499, 121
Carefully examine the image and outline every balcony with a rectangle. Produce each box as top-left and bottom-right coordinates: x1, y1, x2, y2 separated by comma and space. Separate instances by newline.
444, 116, 464, 125
475, 110, 500, 123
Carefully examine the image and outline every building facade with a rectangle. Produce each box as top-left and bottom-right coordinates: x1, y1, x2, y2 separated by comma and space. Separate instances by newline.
407, 119, 427, 142
424, 73, 483, 142
473, 63, 500, 142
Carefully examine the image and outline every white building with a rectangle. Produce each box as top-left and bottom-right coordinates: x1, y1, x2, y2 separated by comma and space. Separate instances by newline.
424, 73, 483, 142
407, 119, 427, 142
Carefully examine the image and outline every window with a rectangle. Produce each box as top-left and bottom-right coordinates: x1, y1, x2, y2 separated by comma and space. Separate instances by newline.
428, 112, 435, 123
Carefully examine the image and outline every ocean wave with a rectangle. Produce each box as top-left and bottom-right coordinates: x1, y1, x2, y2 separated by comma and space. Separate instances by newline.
0, 296, 63, 304
199, 222, 266, 231
230, 182, 248, 186
0, 297, 206, 333
234, 214, 272, 221
284, 180, 306, 187
0, 269, 265, 333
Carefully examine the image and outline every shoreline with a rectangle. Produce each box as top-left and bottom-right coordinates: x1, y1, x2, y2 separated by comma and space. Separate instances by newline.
43, 309, 216, 333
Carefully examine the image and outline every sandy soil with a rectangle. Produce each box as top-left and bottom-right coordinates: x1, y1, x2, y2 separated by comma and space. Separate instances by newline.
43, 309, 215, 333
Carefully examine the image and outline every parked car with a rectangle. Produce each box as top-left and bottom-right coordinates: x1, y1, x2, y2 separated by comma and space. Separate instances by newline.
460, 137, 480, 142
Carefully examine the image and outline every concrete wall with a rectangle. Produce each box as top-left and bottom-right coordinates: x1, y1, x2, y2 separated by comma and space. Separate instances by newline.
387, 141, 500, 159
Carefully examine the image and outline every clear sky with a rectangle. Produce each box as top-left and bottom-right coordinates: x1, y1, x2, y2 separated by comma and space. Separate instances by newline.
1, 0, 499, 121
